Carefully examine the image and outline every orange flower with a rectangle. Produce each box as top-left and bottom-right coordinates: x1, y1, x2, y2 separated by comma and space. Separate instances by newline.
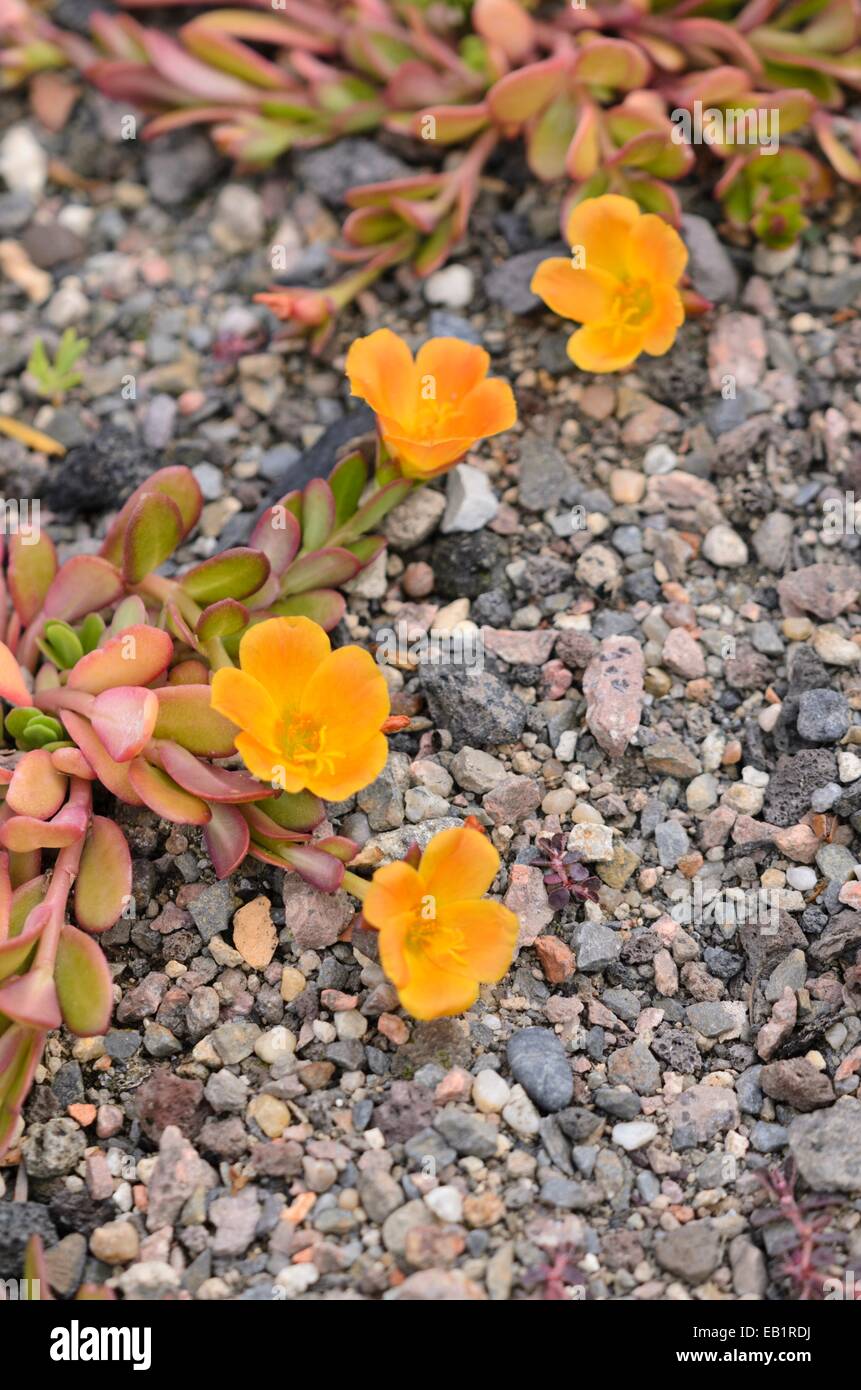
210, 616, 390, 801
345, 328, 517, 479
361, 825, 518, 1020
531, 194, 688, 374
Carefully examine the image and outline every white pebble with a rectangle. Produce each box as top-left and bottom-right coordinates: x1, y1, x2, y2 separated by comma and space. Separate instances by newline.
425, 1185, 464, 1223
423, 263, 474, 309
472, 1068, 511, 1113
786, 866, 817, 891
612, 1121, 658, 1151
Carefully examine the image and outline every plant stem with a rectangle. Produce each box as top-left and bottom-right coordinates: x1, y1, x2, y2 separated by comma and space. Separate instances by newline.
33, 777, 90, 975
342, 869, 370, 902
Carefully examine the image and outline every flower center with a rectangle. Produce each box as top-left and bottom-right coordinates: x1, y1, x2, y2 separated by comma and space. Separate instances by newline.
411, 397, 457, 439
276, 713, 345, 780
406, 910, 468, 973
609, 278, 654, 330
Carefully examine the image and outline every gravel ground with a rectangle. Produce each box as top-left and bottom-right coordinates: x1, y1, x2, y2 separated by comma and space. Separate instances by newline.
2, 84, 861, 1303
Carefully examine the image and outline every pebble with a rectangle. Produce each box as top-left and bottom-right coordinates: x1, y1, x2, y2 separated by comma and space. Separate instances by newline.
612, 1121, 658, 1151
506, 1028, 574, 1113
424, 264, 475, 308
472, 1069, 511, 1113
441, 463, 498, 533
701, 524, 749, 567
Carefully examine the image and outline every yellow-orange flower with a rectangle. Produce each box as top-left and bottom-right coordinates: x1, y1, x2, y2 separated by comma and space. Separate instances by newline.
531, 194, 688, 374
210, 616, 390, 801
361, 826, 518, 1020
345, 328, 517, 479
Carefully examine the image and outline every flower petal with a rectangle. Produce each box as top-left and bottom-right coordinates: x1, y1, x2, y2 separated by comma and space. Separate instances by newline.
305, 731, 389, 802
345, 328, 416, 422
438, 899, 518, 982
238, 616, 330, 715
418, 826, 500, 908
364, 861, 424, 940
564, 194, 639, 277
300, 645, 390, 742
210, 667, 279, 747
381, 432, 471, 479
641, 285, 685, 356
234, 731, 304, 790
453, 378, 518, 441
414, 338, 491, 404
397, 954, 480, 1020
566, 322, 645, 373
627, 213, 688, 286
531, 256, 617, 324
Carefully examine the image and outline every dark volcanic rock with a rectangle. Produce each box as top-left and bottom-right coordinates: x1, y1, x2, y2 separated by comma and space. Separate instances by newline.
43, 426, 159, 516
420, 667, 526, 748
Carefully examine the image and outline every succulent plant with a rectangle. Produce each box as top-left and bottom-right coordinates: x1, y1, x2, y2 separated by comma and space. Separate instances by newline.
528, 833, 600, 913
6, 0, 861, 343
0, 453, 411, 1158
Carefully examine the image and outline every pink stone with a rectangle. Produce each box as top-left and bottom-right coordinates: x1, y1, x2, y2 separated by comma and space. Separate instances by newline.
504, 863, 553, 947
662, 628, 706, 680
708, 312, 767, 390
435, 1067, 471, 1102
773, 823, 820, 863
777, 563, 861, 620
85, 1152, 114, 1201
653, 948, 679, 996
731, 815, 779, 845
838, 881, 861, 908
756, 987, 797, 1060
540, 658, 572, 700
481, 628, 556, 664
582, 635, 645, 758
700, 807, 736, 849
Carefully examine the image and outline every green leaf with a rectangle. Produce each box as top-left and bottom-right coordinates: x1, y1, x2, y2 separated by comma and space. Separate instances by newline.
74, 817, 132, 934
301, 478, 336, 550
182, 548, 271, 604
328, 451, 368, 528
54, 924, 113, 1036
123, 491, 184, 584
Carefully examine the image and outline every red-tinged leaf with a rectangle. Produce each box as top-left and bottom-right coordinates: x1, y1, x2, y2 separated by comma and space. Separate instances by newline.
101, 467, 203, 566
23, 1234, 53, 1300
0, 1026, 43, 1156
280, 546, 361, 596
54, 924, 113, 1036
474, 0, 535, 60
181, 25, 299, 89
182, 7, 338, 53
137, 26, 262, 103
0, 803, 88, 853
669, 18, 762, 76
270, 589, 345, 630
301, 478, 336, 550
344, 536, 385, 568
345, 174, 442, 210
0, 964, 62, 1030
182, 548, 271, 604
50, 747, 95, 779
408, 104, 490, 144
574, 37, 651, 90
168, 659, 210, 685
279, 841, 346, 891
196, 598, 249, 642
157, 742, 271, 803
250, 506, 301, 576
0, 852, 9, 944
109, 595, 149, 634
241, 802, 310, 842
487, 58, 567, 126
122, 491, 184, 585
8, 850, 42, 890
528, 91, 580, 181
567, 102, 602, 180
0, 639, 32, 706
333, 478, 412, 541
67, 625, 173, 696
814, 112, 861, 182
0, 900, 47, 982
90, 686, 159, 763
7, 532, 58, 627
204, 801, 250, 879
43, 555, 124, 623
264, 788, 325, 833
61, 710, 145, 806
153, 685, 238, 757
166, 601, 198, 649
74, 817, 132, 934
6, 750, 68, 820
10, 875, 50, 939
249, 838, 346, 890
314, 835, 358, 864
128, 757, 212, 825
